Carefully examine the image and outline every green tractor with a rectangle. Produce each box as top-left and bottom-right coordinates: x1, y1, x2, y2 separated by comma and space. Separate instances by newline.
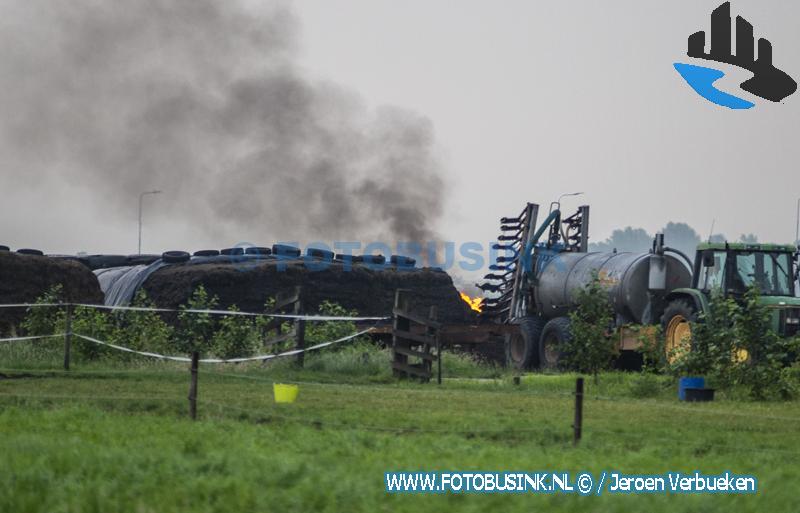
661, 242, 800, 358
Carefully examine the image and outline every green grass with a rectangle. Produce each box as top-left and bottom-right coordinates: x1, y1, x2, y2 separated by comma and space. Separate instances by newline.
1, 343, 799, 512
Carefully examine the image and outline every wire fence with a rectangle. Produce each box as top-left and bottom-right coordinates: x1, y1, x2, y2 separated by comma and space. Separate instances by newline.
71, 327, 375, 364
1, 301, 799, 457
0, 386, 797, 458
0, 334, 66, 343
0, 301, 390, 321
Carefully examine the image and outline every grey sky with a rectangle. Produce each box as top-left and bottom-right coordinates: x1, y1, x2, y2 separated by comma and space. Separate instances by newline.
2, 1, 799, 269
294, 1, 800, 244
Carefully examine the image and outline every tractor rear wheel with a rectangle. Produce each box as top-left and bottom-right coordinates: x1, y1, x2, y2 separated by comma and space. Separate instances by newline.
539, 317, 572, 370
660, 299, 696, 362
505, 316, 546, 370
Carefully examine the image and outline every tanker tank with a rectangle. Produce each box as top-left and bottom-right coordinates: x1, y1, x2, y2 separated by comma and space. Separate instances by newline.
534, 251, 692, 324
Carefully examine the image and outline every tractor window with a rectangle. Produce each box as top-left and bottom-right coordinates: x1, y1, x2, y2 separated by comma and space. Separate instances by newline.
698, 251, 726, 291
733, 252, 793, 296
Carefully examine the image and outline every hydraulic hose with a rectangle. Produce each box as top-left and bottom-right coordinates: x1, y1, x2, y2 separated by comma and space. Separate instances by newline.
663, 246, 694, 273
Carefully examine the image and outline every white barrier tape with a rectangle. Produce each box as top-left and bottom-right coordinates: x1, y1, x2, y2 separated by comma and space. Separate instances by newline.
72, 327, 373, 364
0, 333, 66, 343
70, 303, 389, 321
72, 334, 190, 362
0, 303, 64, 309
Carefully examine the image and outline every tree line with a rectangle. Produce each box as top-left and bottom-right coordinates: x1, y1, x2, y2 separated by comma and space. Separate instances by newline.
589, 222, 763, 258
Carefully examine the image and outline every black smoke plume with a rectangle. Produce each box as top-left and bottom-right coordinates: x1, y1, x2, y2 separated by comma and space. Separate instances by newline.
0, 1, 444, 247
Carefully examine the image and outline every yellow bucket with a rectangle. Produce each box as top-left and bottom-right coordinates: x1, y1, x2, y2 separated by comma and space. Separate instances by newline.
273, 383, 299, 403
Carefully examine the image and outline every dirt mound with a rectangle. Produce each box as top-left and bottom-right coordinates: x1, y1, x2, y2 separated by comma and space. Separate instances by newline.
0, 252, 104, 333
142, 259, 472, 323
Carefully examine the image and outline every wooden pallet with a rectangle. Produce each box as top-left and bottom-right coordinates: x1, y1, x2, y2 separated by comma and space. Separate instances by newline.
391, 290, 440, 382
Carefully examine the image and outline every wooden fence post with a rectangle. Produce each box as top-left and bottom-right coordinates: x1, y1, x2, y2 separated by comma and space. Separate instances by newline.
573, 377, 584, 446
63, 304, 72, 371
188, 351, 199, 420
294, 298, 305, 368
429, 306, 441, 385
392, 290, 410, 377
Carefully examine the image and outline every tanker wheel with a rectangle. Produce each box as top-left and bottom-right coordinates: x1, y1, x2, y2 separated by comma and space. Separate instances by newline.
661, 300, 696, 363
505, 316, 546, 370
539, 317, 572, 371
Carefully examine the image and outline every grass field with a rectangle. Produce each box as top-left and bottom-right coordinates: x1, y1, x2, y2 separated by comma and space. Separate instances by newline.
1, 341, 799, 512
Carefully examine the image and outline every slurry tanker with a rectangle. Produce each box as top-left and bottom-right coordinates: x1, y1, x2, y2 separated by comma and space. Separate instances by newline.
477, 202, 800, 369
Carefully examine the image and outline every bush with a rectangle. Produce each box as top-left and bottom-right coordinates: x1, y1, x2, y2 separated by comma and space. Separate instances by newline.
564, 272, 616, 382
668, 286, 800, 400
114, 290, 175, 356
16, 287, 427, 379
635, 325, 666, 372
305, 301, 361, 344
211, 306, 260, 360
669, 289, 739, 387
71, 306, 117, 360
21, 285, 66, 336
175, 286, 218, 355
735, 287, 800, 399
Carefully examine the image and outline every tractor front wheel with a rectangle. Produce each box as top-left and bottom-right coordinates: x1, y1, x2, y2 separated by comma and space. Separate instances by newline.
660, 300, 696, 362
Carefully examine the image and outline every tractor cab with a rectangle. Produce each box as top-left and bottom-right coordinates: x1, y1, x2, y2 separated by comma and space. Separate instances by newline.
693, 243, 798, 301
663, 242, 800, 353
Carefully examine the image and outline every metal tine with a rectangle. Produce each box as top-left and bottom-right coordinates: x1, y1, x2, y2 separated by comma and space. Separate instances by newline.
495, 255, 517, 263
500, 229, 523, 239
483, 300, 511, 310
492, 243, 516, 251
476, 283, 503, 292
500, 224, 522, 232
483, 299, 511, 309
483, 268, 514, 279
492, 288, 513, 300
497, 235, 520, 242
489, 264, 510, 271
500, 204, 529, 225
493, 242, 520, 251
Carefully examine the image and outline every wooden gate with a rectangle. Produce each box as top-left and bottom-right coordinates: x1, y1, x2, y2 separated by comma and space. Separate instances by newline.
391, 289, 441, 383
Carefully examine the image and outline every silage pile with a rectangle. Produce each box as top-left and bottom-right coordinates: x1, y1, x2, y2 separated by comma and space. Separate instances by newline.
142, 259, 472, 323
0, 252, 103, 333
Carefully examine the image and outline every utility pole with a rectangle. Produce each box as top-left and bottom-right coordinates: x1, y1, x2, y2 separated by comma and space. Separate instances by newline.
138, 190, 161, 255
795, 197, 799, 247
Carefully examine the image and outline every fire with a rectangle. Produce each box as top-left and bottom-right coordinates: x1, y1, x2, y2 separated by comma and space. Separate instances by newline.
460, 291, 484, 313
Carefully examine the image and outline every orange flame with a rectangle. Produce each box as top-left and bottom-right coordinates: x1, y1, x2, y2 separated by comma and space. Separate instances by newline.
460, 291, 484, 313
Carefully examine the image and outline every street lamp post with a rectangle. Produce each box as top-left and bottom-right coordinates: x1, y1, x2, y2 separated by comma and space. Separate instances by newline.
554, 191, 584, 211
795, 198, 800, 295
138, 190, 161, 255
